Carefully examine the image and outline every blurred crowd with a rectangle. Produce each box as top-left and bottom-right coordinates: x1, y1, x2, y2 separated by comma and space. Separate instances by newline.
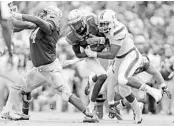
0, 1, 174, 116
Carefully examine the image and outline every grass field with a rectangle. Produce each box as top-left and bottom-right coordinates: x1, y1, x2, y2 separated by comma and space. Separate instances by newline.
0, 112, 174, 126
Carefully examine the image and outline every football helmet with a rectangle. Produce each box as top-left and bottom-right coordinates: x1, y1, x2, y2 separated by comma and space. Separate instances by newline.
68, 9, 86, 34
97, 9, 117, 33
39, 6, 62, 31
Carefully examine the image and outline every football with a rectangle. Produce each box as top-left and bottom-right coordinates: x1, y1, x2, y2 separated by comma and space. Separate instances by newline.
90, 43, 105, 52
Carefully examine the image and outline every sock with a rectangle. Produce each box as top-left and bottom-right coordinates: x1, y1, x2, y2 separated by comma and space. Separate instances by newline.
129, 98, 142, 121
91, 74, 107, 102
5, 87, 21, 111
125, 93, 135, 103
139, 84, 154, 94
69, 95, 86, 114
21, 91, 31, 115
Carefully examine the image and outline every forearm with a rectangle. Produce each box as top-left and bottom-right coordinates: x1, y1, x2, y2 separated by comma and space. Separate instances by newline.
13, 27, 24, 32
21, 14, 51, 34
21, 14, 39, 25
76, 52, 88, 58
12, 17, 37, 30
97, 51, 115, 59
146, 64, 165, 85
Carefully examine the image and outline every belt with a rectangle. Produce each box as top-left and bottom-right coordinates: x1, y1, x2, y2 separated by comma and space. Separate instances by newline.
116, 47, 136, 59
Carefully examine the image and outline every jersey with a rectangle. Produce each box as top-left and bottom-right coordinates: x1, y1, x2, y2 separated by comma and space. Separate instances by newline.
0, 1, 11, 20
65, 13, 106, 51
105, 21, 135, 57
29, 20, 59, 67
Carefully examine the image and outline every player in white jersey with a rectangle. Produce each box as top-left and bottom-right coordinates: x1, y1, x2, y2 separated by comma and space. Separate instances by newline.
84, 9, 164, 123
0, 2, 38, 120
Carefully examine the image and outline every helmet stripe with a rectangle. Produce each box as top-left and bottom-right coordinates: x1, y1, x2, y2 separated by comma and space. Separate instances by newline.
113, 26, 125, 36
100, 10, 106, 20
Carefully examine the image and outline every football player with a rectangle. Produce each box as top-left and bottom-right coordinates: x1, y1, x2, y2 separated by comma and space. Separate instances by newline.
0, 1, 37, 120
7, 5, 93, 120
84, 9, 165, 123
66, 9, 108, 122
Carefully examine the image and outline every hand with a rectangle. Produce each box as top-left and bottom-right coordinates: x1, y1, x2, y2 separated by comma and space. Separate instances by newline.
162, 86, 171, 99
85, 46, 97, 58
11, 11, 23, 20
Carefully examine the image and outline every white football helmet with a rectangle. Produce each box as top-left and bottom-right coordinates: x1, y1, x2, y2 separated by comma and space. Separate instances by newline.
68, 9, 86, 34
97, 9, 118, 33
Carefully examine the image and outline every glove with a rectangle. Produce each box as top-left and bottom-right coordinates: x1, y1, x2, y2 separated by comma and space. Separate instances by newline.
162, 86, 171, 99
11, 11, 23, 20
85, 46, 97, 58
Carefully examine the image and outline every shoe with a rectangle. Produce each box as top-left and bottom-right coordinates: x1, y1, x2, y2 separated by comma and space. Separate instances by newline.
133, 102, 143, 124
83, 110, 99, 123
14, 112, 30, 120
95, 102, 104, 119
109, 100, 123, 120
151, 88, 163, 104
1, 109, 22, 121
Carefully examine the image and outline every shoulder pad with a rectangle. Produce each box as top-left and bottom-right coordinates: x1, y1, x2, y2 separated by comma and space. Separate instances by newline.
112, 22, 127, 41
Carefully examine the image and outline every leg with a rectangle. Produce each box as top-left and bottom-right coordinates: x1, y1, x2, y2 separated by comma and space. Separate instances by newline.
84, 58, 107, 114
50, 71, 92, 117
114, 85, 143, 123
117, 50, 162, 103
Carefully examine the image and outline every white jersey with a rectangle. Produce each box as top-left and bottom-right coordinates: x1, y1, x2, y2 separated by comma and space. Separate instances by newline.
1, 1, 11, 20
0, 26, 6, 53
105, 21, 135, 57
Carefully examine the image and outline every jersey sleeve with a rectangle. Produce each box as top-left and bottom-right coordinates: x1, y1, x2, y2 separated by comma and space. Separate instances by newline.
1, 1, 11, 20
109, 22, 127, 46
65, 31, 78, 46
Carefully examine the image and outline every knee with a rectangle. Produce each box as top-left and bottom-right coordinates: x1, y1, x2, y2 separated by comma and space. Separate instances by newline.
55, 85, 72, 102
118, 74, 128, 85
99, 74, 108, 81
115, 85, 131, 98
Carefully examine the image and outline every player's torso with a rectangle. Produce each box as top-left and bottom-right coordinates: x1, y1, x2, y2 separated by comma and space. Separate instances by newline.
106, 22, 135, 57
67, 15, 104, 48
29, 27, 59, 67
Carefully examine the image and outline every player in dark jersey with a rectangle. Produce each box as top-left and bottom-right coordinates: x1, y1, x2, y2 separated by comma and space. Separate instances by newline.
9, 5, 93, 120
66, 9, 108, 123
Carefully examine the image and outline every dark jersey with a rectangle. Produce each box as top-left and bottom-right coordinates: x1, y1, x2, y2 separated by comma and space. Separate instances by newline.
66, 14, 105, 49
29, 21, 59, 67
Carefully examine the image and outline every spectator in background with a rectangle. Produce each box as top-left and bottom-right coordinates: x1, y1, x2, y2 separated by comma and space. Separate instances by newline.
160, 44, 174, 115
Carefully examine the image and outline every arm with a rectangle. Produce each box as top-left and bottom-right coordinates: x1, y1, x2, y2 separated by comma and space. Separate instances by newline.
72, 45, 88, 58
146, 63, 165, 85
12, 12, 52, 35
97, 44, 120, 59
0, 20, 12, 56
85, 44, 120, 59
11, 17, 37, 30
